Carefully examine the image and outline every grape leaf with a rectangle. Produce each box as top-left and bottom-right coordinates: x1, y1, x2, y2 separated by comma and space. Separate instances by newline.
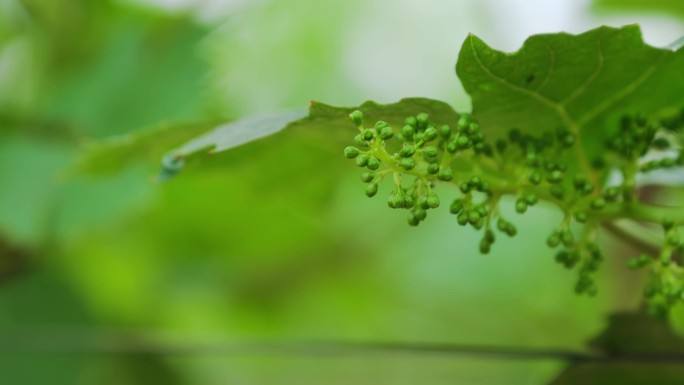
456, 25, 684, 166
155, 97, 459, 178
169, 97, 459, 158
594, 0, 684, 19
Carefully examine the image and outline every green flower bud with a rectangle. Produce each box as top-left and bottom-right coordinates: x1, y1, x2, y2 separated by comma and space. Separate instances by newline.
574, 211, 588, 223
550, 185, 564, 200
399, 158, 416, 170
446, 141, 458, 154
547, 232, 561, 248
468, 176, 482, 189
604, 186, 620, 201
438, 167, 454, 181
427, 192, 440, 208
505, 223, 517, 237
402, 125, 415, 140
365, 183, 379, 197
407, 212, 420, 227
459, 182, 471, 194
450, 199, 463, 214
355, 154, 369, 167
354, 134, 368, 146
547, 170, 563, 183
560, 229, 574, 247
529, 172, 542, 185
374, 121, 388, 131
427, 163, 440, 175
344, 146, 361, 159
457, 211, 469, 226
360, 172, 374, 183
379, 126, 394, 140
468, 210, 481, 225
423, 127, 438, 141
478, 182, 491, 194
405, 116, 417, 127
590, 198, 606, 210
414, 208, 427, 221
497, 218, 508, 232
456, 135, 471, 149
479, 238, 491, 254
515, 199, 528, 214
457, 115, 470, 131
467, 122, 480, 135
423, 146, 438, 157
525, 193, 538, 205
416, 113, 429, 128
399, 144, 416, 158
440, 125, 451, 138
363, 129, 375, 140
366, 157, 381, 170
349, 110, 364, 125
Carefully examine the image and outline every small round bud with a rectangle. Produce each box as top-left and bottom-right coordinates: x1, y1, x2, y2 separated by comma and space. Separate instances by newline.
405, 116, 417, 127
590, 198, 606, 210
440, 125, 451, 138
574, 211, 588, 223
446, 141, 458, 153
550, 185, 564, 200
547, 170, 563, 184
450, 199, 463, 214
349, 110, 364, 125
438, 167, 454, 181
423, 127, 438, 141
407, 212, 420, 227
468, 210, 481, 225
479, 238, 491, 254
355, 154, 369, 167
427, 163, 440, 175
547, 232, 560, 248
560, 229, 574, 247
604, 186, 620, 201
365, 183, 379, 197
468, 176, 482, 189
529, 172, 542, 185
416, 113, 429, 128
379, 126, 394, 140
525, 193, 538, 205
360, 172, 374, 183
354, 134, 367, 146
414, 208, 427, 221
374, 121, 388, 131
457, 211, 469, 226
402, 125, 415, 140
399, 145, 416, 158
367, 157, 381, 170
457, 115, 470, 131
363, 129, 375, 140
456, 136, 471, 149
505, 224, 517, 237
399, 158, 416, 170
497, 218, 508, 232
515, 199, 528, 214
423, 146, 438, 157
459, 182, 471, 194
344, 146, 360, 159
426, 192, 440, 209
478, 182, 491, 194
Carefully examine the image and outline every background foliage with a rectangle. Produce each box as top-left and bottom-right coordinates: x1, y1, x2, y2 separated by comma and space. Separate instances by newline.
1, 0, 684, 384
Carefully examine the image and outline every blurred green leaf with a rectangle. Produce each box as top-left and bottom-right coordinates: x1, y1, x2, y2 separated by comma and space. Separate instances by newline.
594, 0, 684, 19
456, 25, 684, 164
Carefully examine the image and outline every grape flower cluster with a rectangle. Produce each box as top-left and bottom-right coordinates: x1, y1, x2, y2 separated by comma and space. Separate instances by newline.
343, 108, 684, 315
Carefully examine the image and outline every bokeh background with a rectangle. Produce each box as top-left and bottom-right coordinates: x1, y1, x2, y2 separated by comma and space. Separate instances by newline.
1, 0, 683, 384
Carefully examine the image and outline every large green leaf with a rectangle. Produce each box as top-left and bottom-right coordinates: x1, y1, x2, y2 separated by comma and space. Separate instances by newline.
456, 25, 684, 165
169, 97, 460, 159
